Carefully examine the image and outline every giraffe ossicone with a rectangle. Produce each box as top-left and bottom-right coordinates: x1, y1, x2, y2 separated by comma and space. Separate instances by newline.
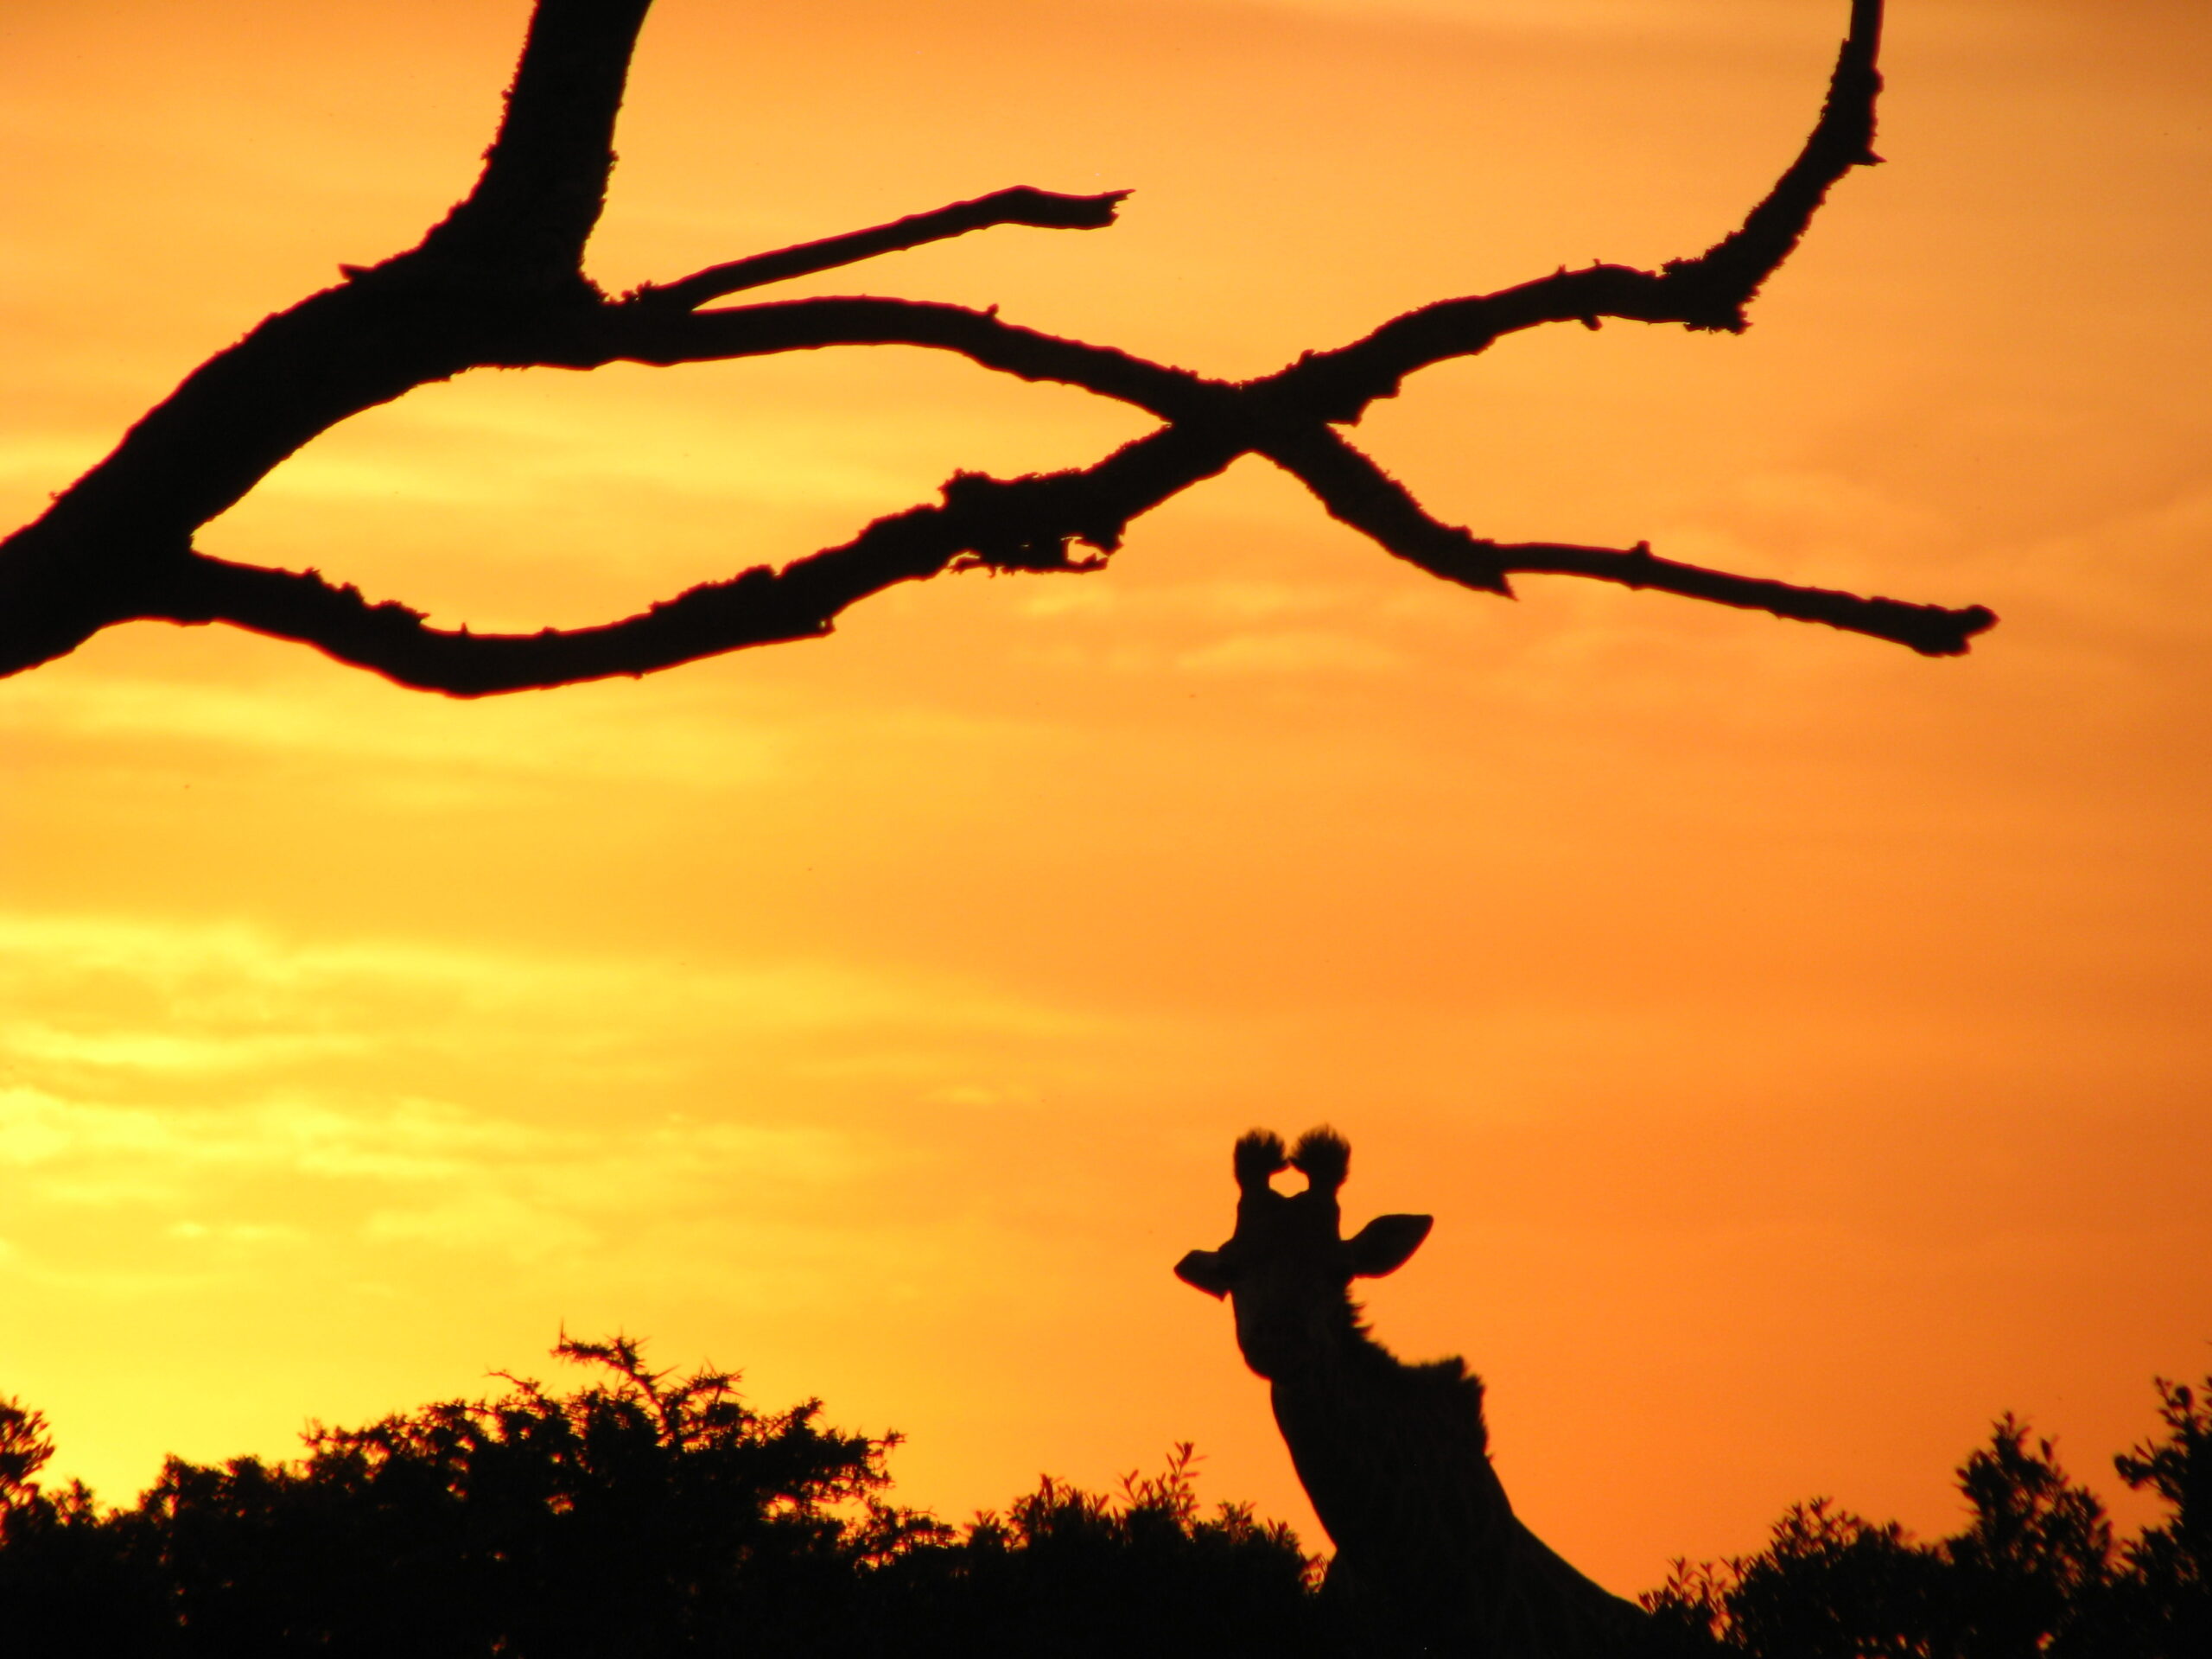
1177, 1126, 1658, 1657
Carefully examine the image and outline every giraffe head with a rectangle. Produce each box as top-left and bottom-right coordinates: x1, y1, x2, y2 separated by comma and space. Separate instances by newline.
1175, 1126, 1433, 1380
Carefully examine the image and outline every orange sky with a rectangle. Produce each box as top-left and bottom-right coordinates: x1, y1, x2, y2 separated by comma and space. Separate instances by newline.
3, 0, 2208, 1594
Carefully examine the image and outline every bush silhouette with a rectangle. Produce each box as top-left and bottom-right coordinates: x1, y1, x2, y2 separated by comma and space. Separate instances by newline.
9, 1347, 2206, 1656
869, 1446, 1320, 1656
1643, 1377, 2212, 1658
0, 1334, 1319, 1657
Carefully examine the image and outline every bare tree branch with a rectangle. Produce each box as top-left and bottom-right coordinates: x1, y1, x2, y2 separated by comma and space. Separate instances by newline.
1671, 0, 1886, 325
0, 0, 1994, 696
414, 0, 655, 283
1256, 429, 1990, 656
1494, 541, 1991, 657
1273, 0, 1887, 413
590, 296, 1208, 416
128, 426, 1243, 696
638, 186, 1132, 309
1255, 425, 1513, 598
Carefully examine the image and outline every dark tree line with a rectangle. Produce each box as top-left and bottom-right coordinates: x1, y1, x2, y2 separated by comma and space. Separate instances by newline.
3, 1338, 2204, 1657
0, 0, 1992, 696
0, 1335, 1317, 1658
1643, 1381, 2212, 1659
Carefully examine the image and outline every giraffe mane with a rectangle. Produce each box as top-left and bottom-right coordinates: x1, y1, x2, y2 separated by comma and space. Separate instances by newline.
1338, 1295, 1486, 1429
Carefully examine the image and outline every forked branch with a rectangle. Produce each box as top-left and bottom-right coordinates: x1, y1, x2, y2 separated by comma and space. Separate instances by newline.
0, 0, 1993, 696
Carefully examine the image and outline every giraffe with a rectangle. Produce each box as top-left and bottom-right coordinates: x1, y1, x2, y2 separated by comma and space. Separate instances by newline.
1176, 1126, 1656, 1657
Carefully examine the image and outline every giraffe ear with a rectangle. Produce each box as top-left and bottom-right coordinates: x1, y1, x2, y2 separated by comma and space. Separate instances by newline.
1175, 1249, 1235, 1299
1346, 1213, 1432, 1279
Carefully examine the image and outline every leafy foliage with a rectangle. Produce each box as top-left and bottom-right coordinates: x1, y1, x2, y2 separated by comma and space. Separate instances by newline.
872, 1442, 1323, 1656
2110, 1378, 2212, 1659
10, 1349, 2206, 1656
1643, 1378, 2212, 1658
0, 1335, 1318, 1657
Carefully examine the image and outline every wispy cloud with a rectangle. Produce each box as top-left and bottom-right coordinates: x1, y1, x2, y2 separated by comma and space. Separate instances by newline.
0, 911, 1114, 1281
0, 915, 1108, 1131
0, 1076, 871, 1272
0, 672, 787, 788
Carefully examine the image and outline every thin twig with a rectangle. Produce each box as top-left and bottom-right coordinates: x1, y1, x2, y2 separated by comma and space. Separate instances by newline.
639, 186, 1131, 309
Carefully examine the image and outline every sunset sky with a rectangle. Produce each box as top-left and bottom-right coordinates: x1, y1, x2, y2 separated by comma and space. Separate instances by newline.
3, 0, 2207, 1594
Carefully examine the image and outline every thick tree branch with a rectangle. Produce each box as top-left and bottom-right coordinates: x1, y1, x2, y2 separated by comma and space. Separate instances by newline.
415, 0, 655, 283
0, 0, 1996, 695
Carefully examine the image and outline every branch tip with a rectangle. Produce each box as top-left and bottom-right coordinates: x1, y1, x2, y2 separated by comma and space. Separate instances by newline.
643, 184, 1136, 312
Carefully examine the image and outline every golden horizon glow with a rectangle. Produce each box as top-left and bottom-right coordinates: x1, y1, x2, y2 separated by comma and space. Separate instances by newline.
3, 0, 2208, 1592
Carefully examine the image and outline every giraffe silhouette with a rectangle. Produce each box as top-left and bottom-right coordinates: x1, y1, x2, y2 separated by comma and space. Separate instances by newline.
1177, 1127, 1657, 1657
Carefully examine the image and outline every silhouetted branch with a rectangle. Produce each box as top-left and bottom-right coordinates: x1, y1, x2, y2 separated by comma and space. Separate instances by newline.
1260, 430, 1990, 657
415, 0, 654, 283
131, 425, 1244, 696
0, 0, 1994, 695
1256, 426, 1513, 597
594, 296, 1206, 416
1271, 0, 1885, 409
1672, 0, 1885, 324
1496, 542, 1992, 657
638, 186, 1132, 309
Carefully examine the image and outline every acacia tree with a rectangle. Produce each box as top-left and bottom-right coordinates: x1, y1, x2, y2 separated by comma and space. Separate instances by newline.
0, 0, 1991, 697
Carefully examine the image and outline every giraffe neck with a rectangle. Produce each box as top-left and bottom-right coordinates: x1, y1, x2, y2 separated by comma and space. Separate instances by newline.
1268, 1323, 1513, 1586
1268, 1325, 1652, 1657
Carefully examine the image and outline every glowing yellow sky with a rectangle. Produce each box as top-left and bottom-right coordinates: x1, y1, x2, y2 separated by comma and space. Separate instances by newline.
3, 0, 2208, 1592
